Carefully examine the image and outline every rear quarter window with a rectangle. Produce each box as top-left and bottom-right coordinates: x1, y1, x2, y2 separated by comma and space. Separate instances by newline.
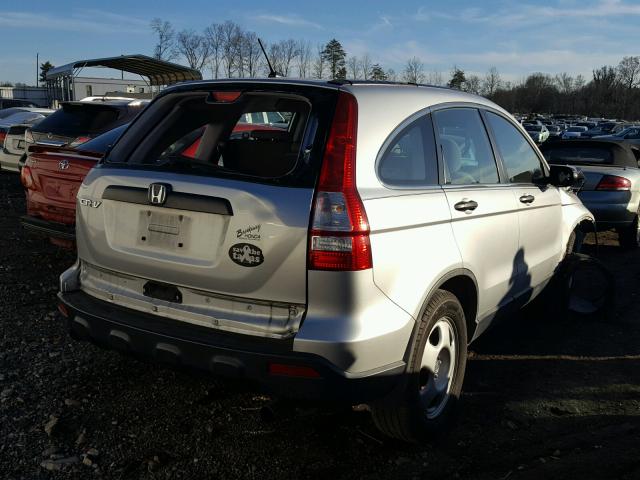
377, 114, 438, 187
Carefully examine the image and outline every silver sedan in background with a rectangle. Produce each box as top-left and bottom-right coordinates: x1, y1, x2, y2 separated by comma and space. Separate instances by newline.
0, 108, 54, 172
541, 139, 640, 247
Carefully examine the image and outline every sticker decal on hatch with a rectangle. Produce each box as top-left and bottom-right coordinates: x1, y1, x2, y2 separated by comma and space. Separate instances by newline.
229, 243, 264, 267
236, 224, 261, 241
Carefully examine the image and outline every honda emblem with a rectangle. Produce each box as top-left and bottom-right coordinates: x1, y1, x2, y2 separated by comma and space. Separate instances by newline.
148, 183, 170, 205
58, 159, 69, 170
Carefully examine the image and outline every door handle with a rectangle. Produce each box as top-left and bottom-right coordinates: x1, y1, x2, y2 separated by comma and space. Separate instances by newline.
454, 200, 478, 212
519, 194, 535, 204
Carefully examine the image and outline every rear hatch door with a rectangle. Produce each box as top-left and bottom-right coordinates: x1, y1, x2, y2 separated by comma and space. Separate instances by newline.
75, 84, 338, 336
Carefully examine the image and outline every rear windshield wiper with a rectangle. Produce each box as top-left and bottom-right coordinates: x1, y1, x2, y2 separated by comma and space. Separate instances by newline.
156, 155, 221, 174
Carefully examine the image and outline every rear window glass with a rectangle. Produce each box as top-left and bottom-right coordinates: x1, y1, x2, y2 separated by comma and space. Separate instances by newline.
1, 111, 45, 125
0, 108, 26, 119
78, 124, 128, 154
34, 105, 120, 135
113, 91, 323, 184
543, 146, 613, 165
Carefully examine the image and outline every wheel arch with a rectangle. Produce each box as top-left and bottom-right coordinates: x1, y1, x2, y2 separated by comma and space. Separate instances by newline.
403, 269, 479, 363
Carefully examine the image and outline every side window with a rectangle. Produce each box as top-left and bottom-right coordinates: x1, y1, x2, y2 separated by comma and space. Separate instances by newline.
626, 128, 640, 139
485, 112, 544, 183
433, 108, 499, 185
378, 114, 438, 187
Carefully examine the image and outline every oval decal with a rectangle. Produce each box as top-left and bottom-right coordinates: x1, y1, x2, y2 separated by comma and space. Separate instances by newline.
229, 243, 264, 267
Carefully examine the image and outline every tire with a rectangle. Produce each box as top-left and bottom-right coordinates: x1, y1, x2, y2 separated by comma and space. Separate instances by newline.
371, 289, 467, 442
617, 215, 640, 249
556, 253, 615, 321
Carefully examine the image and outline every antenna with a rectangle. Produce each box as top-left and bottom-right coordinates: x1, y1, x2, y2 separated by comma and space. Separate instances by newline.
258, 38, 279, 78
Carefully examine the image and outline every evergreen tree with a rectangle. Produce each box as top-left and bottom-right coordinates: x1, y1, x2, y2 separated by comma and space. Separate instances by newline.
39, 61, 54, 84
321, 39, 347, 80
448, 67, 466, 90
370, 64, 387, 81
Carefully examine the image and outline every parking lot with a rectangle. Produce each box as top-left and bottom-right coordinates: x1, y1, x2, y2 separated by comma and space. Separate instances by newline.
0, 170, 638, 479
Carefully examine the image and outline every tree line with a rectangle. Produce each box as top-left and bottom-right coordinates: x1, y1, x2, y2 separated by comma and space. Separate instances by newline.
4, 18, 639, 120
151, 18, 640, 119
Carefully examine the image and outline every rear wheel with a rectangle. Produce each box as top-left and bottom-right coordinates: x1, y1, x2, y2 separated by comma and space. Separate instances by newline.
371, 289, 467, 442
617, 213, 640, 249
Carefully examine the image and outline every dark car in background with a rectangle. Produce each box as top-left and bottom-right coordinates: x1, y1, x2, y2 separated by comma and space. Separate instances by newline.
0, 98, 38, 109
25, 99, 146, 151
541, 139, 640, 248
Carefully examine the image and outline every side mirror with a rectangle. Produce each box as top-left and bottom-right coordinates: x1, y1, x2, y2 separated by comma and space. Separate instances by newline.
548, 164, 584, 189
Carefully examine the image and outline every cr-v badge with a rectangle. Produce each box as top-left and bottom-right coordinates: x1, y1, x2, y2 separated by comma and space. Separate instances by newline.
79, 198, 101, 208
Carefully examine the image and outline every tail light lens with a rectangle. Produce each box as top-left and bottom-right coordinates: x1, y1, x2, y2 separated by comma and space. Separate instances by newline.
21, 165, 34, 189
69, 136, 91, 147
0, 130, 6, 146
207, 91, 242, 103
308, 92, 372, 271
24, 129, 34, 145
596, 175, 631, 191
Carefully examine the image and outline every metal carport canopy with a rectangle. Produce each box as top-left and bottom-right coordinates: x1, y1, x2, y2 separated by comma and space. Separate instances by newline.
46, 54, 202, 86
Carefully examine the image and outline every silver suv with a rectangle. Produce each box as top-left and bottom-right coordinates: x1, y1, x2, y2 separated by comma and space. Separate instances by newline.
58, 80, 593, 441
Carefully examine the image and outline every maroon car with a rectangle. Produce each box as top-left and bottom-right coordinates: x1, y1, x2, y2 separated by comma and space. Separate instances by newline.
20, 125, 126, 246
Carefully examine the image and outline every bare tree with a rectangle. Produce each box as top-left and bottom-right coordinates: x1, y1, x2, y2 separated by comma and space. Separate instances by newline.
386, 68, 397, 82
204, 23, 224, 79
176, 29, 210, 70
313, 43, 325, 79
554, 72, 574, 94
220, 21, 242, 78
296, 39, 312, 78
347, 55, 359, 79
150, 18, 176, 61
242, 32, 263, 77
279, 39, 299, 76
574, 74, 586, 90
360, 53, 372, 80
403, 57, 425, 83
267, 42, 284, 76
617, 56, 640, 89
482, 66, 501, 96
464, 74, 481, 94
426, 70, 443, 86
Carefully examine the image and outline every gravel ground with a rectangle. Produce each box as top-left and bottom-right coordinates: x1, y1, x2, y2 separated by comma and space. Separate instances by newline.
1, 171, 639, 480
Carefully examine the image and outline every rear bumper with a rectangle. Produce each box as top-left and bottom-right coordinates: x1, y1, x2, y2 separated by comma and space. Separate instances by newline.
0, 150, 20, 172
578, 191, 637, 228
20, 215, 75, 239
57, 290, 404, 403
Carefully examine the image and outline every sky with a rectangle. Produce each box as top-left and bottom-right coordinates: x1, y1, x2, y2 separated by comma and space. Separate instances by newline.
1, 0, 639, 85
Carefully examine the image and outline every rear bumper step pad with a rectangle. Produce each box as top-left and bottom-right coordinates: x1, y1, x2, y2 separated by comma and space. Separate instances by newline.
58, 290, 403, 403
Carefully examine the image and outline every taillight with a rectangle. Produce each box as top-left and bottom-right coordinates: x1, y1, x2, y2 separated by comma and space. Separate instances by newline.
596, 175, 631, 191
308, 92, 372, 271
0, 130, 6, 146
21, 165, 34, 189
69, 136, 91, 147
207, 91, 242, 103
24, 129, 34, 145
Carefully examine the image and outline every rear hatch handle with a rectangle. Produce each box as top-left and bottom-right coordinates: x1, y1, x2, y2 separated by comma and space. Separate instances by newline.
102, 185, 233, 215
